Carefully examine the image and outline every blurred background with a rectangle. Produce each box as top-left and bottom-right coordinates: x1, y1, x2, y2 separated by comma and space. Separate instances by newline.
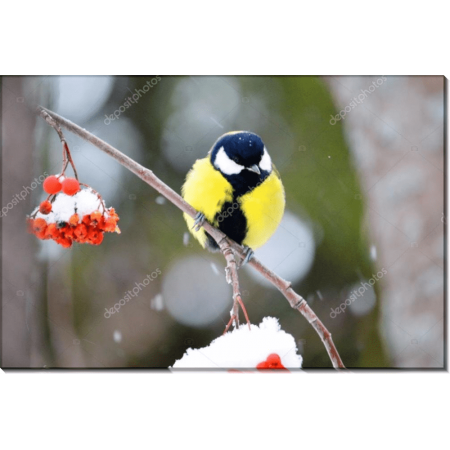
1, 76, 445, 368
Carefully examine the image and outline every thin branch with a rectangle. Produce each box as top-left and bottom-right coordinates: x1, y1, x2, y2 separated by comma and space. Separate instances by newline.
40, 108, 78, 180
63, 141, 79, 180
36, 106, 345, 369
218, 237, 251, 333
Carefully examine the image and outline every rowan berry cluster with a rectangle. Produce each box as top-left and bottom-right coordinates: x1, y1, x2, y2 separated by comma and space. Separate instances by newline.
27, 139, 120, 248
27, 196, 120, 248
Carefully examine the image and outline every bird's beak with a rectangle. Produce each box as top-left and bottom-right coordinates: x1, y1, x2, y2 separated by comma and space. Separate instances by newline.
247, 164, 261, 175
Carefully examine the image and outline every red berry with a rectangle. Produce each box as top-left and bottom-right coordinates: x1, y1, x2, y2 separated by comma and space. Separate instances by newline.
69, 213, 80, 226
256, 353, 287, 370
90, 210, 102, 222
33, 218, 47, 233
57, 237, 73, 248
39, 200, 52, 215
44, 223, 59, 240
74, 224, 88, 242
43, 176, 62, 194
62, 226, 74, 239
103, 217, 117, 232
266, 354, 282, 366
62, 178, 80, 196
90, 231, 104, 245
87, 228, 101, 243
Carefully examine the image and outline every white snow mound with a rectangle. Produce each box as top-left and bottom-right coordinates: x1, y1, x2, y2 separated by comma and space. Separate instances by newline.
171, 317, 302, 369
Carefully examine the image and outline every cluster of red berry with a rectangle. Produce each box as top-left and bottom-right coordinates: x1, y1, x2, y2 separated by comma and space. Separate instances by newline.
228, 353, 288, 372
27, 138, 120, 248
256, 353, 287, 370
27, 205, 120, 248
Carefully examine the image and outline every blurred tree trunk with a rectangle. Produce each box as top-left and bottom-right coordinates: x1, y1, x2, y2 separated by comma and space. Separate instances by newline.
325, 76, 444, 367
2, 76, 48, 367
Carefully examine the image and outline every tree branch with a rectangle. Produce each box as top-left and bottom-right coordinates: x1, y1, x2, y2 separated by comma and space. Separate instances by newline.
36, 106, 345, 369
218, 237, 251, 333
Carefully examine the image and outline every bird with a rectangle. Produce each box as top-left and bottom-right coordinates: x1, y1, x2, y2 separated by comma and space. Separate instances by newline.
182, 131, 285, 263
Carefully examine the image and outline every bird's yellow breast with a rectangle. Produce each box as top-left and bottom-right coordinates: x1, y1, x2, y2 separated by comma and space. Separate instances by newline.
182, 157, 285, 250
182, 157, 233, 247
239, 170, 285, 249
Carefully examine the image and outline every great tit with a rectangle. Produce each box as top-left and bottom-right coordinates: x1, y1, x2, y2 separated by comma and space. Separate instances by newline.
182, 131, 285, 260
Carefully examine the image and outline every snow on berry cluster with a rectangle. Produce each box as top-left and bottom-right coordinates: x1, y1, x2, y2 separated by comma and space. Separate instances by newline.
171, 317, 303, 370
27, 186, 120, 248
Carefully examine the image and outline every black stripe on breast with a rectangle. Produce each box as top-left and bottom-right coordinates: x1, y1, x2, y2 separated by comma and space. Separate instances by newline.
204, 199, 248, 251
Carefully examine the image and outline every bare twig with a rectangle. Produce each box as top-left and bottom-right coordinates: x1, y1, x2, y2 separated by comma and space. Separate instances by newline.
40, 109, 78, 180
36, 106, 345, 369
218, 237, 251, 333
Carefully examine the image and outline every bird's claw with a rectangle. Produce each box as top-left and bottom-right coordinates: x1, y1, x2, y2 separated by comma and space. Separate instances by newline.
241, 247, 254, 266
193, 212, 205, 232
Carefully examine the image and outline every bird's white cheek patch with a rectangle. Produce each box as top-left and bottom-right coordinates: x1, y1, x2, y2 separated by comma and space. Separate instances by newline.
214, 147, 244, 175
260, 147, 272, 172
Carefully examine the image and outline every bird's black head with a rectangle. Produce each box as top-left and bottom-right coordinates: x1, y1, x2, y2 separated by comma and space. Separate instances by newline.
209, 131, 272, 196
